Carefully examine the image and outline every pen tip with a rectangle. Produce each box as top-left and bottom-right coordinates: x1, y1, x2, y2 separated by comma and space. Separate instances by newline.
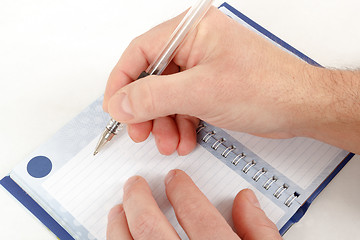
93, 151, 98, 156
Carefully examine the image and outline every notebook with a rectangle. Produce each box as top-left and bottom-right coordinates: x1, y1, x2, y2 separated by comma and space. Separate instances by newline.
0, 2, 354, 240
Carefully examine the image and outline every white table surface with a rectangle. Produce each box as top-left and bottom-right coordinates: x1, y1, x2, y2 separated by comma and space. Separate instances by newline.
1, 0, 359, 239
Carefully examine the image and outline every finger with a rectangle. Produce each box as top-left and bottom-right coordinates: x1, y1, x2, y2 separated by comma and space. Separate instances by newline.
123, 176, 180, 240
107, 204, 133, 240
107, 66, 208, 123
165, 169, 239, 239
103, 12, 188, 112
232, 189, 282, 240
127, 121, 153, 143
175, 115, 198, 156
124, 60, 180, 144
152, 116, 179, 155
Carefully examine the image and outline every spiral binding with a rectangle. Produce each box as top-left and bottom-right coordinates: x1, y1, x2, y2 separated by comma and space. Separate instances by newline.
242, 160, 256, 173
222, 145, 236, 157
212, 138, 225, 150
263, 176, 278, 190
232, 153, 246, 166
202, 130, 216, 143
274, 184, 289, 199
197, 123, 300, 207
196, 124, 206, 133
284, 192, 300, 207
253, 168, 267, 182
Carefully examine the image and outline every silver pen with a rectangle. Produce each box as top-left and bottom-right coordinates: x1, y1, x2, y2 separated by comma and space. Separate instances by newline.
94, 0, 214, 155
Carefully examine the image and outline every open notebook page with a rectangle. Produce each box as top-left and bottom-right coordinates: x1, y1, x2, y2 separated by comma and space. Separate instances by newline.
43, 132, 284, 240
226, 131, 343, 189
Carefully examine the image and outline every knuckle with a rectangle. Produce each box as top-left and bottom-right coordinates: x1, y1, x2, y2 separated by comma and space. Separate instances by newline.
129, 35, 142, 47
175, 198, 205, 223
175, 198, 224, 231
131, 211, 160, 239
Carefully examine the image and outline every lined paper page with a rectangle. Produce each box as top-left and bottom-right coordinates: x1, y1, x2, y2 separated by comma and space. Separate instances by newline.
226, 131, 343, 189
43, 132, 284, 240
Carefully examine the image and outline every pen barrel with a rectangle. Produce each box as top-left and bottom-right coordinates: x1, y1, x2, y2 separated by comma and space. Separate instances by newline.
138, 71, 150, 79
146, 0, 214, 75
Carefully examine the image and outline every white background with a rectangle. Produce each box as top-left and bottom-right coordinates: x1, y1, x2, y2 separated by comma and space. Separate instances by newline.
0, 0, 359, 239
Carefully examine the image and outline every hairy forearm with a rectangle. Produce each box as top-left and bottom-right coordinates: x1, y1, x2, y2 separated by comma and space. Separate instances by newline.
302, 67, 360, 154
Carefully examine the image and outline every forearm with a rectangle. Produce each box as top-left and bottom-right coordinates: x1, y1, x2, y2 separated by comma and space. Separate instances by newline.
300, 67, 360, 154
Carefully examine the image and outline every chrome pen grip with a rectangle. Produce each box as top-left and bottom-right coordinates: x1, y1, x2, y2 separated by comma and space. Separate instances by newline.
106, 71, 150, 136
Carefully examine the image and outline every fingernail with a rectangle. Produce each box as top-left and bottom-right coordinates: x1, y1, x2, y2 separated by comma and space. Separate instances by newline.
108, 204, 124, 222
124, 176, 140, 192
113, 92, 134, 121
246, 189, 261, 209
165, 170, 176, 185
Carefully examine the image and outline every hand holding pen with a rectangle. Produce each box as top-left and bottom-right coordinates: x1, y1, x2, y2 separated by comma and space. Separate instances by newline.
95, 0, 214, 155
100, 1, 360, 156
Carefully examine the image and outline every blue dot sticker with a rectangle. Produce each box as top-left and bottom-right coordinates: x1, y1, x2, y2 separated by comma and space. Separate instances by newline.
27, 156, 52, 178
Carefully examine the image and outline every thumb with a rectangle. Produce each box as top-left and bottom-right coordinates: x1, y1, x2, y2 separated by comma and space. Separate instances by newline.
107, 68, 206, 123
232, 189, 282, 240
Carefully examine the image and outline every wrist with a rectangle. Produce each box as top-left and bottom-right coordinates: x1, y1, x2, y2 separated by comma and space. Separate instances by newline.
294, 66, 360, 152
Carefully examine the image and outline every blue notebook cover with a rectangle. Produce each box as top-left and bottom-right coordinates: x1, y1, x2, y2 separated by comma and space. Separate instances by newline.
1, 2, 354, 239
0, 176, 74, 240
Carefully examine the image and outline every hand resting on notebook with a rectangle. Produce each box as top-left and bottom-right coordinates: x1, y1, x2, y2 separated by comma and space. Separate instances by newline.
106, 169, 282, 240
103, 7, 360, 156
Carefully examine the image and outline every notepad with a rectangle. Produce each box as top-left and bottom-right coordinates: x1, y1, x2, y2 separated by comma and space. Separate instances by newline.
0, 2, 354, 240
41, 131, 284, 240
